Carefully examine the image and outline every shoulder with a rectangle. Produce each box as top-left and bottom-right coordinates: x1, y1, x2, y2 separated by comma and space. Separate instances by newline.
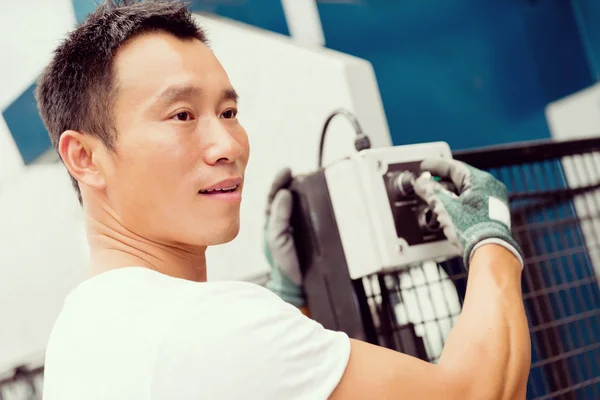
169, 280, 336, 346
201, 279, 285, 305
183, 280, 293, 319
152, 281, 350, 399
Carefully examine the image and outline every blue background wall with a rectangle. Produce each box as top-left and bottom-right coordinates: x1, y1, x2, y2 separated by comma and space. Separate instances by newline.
317, 0, 594, 150
573, 0, 600, 81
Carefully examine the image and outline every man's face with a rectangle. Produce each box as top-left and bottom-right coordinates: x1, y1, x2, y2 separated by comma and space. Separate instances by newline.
103, 32, 249, 247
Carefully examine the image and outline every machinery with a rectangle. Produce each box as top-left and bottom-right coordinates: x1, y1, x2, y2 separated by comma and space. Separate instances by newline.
288, 110, 461, 343
291, 141, 459, 281
290, 111, 600, 397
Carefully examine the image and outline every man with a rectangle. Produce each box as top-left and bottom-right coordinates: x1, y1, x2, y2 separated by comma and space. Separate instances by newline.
37, 1, 530, 399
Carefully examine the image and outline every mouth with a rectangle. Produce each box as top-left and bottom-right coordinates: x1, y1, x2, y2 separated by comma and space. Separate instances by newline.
199, 184, 239, 195
198, 177, 243, 201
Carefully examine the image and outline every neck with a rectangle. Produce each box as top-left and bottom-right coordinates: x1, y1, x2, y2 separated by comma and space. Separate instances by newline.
83, 202, 207, 282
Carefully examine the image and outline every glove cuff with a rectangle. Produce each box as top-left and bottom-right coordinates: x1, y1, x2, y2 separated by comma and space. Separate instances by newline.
463, 222, 524, 270
469, 238, 524, 270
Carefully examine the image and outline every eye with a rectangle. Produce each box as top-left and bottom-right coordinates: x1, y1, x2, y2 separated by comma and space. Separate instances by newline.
221, 108, 238, 119
173, 111, 194, 122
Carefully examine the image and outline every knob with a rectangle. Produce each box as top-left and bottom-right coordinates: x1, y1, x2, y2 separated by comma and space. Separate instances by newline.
418, 206, 441, 233
392, 171, 416, 197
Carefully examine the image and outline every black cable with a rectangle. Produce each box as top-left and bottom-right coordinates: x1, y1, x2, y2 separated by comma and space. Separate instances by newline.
317, 108, 372, 169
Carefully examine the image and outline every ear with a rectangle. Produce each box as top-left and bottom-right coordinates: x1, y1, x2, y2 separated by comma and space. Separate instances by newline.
58, 130, 107, 191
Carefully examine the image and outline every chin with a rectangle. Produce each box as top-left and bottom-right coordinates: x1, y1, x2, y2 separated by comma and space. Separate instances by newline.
206, 220, 241, 246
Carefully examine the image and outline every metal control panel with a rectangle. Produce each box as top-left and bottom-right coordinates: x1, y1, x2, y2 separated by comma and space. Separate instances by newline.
288, 141, 461, 336
384, 162, 447, 246
321, 142, 459, 278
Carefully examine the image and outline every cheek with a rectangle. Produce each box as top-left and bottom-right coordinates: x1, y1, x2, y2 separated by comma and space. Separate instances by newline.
112, 134, 191, 200
237, 127, 250, 165
127, 126, 196, 171
108, 144, 194, 235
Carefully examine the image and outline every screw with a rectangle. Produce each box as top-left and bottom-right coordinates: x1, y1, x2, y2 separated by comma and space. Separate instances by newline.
376, 160, 389, 174
397, 244, 404, 253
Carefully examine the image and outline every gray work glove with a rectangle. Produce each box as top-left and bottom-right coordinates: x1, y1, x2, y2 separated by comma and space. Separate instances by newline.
413, 158, 524, 269
263, 168, 306, 308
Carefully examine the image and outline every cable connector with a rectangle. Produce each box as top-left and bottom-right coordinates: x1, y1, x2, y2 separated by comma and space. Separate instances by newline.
354, 133, 371, 153
318, 108, 372, 168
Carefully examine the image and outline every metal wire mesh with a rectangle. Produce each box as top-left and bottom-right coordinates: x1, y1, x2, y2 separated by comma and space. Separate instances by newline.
359, 140, 600, 399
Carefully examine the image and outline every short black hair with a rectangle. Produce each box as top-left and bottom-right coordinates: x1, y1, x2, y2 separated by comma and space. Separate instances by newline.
35, 0, 208, 203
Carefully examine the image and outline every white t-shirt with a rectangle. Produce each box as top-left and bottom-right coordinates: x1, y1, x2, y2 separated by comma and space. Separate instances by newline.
42, 267, 350, 400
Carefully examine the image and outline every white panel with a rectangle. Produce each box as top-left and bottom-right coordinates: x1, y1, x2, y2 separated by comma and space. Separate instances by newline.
0, 0, 76, 110
558, 156, 600, 279
545, 82, 600, 141
325, 158, 381, 279
0, 0, 80, 372
357, 142, 457, 271
0, 164, 88, 373
0, 0, 75, 191
280, 0, 325, 47
344, 59, 390, 150
0, 115, 24, 191
546, 85, 600, 280
325, 142, 458, 280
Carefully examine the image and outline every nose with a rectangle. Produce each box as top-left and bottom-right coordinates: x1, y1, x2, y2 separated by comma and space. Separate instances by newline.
201, 117, 243, 165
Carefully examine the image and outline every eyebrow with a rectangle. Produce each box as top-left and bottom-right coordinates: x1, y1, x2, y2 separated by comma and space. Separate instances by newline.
223, 88, 239, 104
151, 85, 239, 109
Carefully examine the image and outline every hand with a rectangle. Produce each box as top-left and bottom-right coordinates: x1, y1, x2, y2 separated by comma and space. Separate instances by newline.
263, 168, 306, 308
413, 158, 524, 269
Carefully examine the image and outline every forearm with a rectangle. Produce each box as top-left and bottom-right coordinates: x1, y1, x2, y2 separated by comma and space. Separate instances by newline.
438, 244, 531, 399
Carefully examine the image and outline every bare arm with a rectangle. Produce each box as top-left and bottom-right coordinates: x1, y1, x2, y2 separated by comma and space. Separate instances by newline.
438, 244, 530, 398
264, 160, 531, 398
330, 244, 530, 400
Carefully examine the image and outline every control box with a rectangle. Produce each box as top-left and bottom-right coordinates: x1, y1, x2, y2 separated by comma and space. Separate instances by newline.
290, 142, 459, 281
